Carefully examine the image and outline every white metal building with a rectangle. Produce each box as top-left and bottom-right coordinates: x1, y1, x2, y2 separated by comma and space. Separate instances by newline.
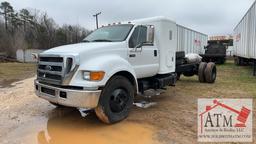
16, 49, 44, 63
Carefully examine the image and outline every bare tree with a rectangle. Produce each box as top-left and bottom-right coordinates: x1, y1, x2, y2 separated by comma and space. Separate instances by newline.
0, 1, 91, 58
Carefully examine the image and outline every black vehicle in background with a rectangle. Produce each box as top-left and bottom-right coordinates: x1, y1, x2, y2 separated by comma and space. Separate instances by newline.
200, 39, 233, 64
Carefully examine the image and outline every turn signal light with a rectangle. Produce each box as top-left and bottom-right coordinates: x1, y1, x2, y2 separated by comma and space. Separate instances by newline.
83, 71, 105, 81
90, 71, 105, 81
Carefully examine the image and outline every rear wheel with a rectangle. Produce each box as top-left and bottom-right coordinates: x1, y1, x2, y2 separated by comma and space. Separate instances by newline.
204, 62, 217, 83
198, 62, 207, 83
95, 76, 134, 124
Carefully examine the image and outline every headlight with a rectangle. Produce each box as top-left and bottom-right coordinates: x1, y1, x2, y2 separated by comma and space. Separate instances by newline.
83, 71, 105, 81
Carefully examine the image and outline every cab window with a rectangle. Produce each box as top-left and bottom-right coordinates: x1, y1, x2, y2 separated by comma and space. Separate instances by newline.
129, 26, 147, 48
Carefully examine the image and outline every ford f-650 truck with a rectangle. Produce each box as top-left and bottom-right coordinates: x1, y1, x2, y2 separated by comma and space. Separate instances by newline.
35, 17, 216, 124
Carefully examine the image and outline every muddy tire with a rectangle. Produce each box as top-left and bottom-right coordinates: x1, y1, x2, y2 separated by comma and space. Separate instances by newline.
95, 76, 134, 124
198, 62, 207, 83
204, 62, 217, 83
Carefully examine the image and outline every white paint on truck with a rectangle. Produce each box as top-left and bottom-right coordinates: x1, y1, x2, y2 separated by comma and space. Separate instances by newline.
131, 17, 177, 75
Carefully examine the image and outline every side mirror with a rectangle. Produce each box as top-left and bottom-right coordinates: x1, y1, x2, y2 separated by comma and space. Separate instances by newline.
135, 43, 143, 49
32, 53, 39, 62
146, 25, 154, 44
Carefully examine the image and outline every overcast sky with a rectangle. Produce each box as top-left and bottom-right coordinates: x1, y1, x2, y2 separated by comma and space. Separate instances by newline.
1, 0, 255, 36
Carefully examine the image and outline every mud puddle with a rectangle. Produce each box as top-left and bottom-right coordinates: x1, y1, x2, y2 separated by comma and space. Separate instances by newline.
2, 108, 160, 144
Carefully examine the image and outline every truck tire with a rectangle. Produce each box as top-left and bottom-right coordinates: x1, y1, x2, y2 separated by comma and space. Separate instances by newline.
204, 62, 217, 83
198, 62, 207, 83
95, 76, 134, 124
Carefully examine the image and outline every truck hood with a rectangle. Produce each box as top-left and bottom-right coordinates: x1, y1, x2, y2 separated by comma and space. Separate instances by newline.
43, 42, 124, 55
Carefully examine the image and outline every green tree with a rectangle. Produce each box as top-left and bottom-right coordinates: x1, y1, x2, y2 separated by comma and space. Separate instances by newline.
9, 12, 22, 32
19, 9, 33, 31
0, 1, 14, 30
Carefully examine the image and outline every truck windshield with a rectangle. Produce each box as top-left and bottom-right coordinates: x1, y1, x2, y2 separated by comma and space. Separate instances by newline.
83, 24, 133, 42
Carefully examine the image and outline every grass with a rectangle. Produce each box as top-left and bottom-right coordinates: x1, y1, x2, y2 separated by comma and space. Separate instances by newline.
218, 60, 256, 97
0, 62, 36, 87
178, 60, 256, 98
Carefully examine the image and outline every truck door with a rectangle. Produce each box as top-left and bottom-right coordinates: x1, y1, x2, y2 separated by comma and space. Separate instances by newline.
128, 25, 159, 78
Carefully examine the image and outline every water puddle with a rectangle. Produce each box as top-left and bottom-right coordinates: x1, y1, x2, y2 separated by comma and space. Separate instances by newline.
3, 109, 159, 144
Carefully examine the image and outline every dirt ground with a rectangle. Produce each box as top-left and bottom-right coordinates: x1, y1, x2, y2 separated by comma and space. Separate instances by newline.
0, 61, 255, 144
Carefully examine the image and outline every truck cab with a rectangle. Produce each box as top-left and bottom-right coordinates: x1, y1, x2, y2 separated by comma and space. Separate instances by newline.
35, 17, 215, 123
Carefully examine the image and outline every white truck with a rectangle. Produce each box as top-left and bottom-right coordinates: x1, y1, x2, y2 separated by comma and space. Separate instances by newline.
35, 17, 217, 124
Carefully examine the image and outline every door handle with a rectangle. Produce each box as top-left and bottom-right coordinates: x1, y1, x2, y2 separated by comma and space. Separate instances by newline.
129, 54, 136, 58
154, 50, 157, 57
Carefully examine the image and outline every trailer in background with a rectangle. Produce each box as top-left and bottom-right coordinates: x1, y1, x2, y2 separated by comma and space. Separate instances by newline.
234, 1, 256, 76
176, 25, 208, 55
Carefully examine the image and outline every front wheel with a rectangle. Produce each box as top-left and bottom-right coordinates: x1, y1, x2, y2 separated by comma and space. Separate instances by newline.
95, 76, 134, 124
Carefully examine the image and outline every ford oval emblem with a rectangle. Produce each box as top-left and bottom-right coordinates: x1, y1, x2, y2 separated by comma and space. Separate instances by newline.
45, 65, 52, 71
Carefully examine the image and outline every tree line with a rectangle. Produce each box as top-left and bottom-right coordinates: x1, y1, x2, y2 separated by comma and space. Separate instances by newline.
0, 1, 91, 57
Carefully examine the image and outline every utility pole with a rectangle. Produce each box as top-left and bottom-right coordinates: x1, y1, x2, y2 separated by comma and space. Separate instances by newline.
93, 12, 101, 29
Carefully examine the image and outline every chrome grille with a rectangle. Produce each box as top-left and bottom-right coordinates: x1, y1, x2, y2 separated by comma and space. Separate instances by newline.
39, 57, 63, 62
37, 56, 64, 85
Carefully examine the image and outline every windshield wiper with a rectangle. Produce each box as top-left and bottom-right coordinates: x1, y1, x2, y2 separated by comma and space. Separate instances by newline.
82, 40, 91, 43
92, 39, 113, 42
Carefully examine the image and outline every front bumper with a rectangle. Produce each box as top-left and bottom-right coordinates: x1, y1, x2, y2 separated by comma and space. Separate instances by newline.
34, 80, 101, 109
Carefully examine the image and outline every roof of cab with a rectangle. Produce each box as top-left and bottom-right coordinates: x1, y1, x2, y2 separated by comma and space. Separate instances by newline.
129, 16, 176, 24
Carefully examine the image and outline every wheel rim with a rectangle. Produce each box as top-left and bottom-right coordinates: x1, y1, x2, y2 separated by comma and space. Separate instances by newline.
109, 88, 129, 113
